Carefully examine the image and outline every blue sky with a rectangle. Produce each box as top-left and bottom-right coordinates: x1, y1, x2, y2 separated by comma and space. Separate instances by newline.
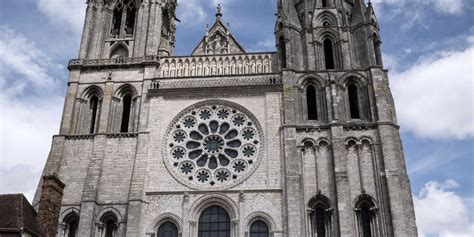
0, 0, 472, 236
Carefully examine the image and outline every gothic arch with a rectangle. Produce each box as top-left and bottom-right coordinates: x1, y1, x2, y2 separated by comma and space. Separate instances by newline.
146, 212, 183, 237
81, 85, 104, 99
111, 84, 138, 133
189, 194, 239, 237
189, 194, 239, 221
313, 11, 338, 27
308, 194, 334, 237
297, 75, 328, 122
96, 207, 123, 224
297, 74, 326, 89
109, 42, 129, 59
114, 83, 137, 98
245, 211, 278, 234
338, 72, 368, 87
353, 194, 381, 237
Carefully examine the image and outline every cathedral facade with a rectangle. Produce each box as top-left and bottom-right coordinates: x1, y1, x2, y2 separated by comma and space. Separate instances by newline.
34, 0, 418, 236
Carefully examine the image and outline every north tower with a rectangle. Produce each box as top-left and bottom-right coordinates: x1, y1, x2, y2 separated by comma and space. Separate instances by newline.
34, 0, 418, 236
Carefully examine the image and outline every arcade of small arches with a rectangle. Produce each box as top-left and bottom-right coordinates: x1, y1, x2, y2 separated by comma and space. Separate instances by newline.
299, 75, 372, 123
58, 194, 380, 237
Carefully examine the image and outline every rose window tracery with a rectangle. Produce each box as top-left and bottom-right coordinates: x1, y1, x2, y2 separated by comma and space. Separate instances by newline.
163, 101, 263, 190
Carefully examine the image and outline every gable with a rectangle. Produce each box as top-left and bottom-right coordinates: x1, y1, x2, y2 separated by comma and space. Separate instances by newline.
192, 17, 246, 55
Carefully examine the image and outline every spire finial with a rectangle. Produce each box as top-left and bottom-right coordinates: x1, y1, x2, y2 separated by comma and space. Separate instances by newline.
216, 4, 223, 18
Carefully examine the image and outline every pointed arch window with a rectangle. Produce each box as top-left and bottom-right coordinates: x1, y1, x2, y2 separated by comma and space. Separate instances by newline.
62, 213, 79, 237
157, 221, 178, 237
279, 36, 287, 68
355, 195, 378, 237
89, 95, 100, 134
347, 83, 361, 119
100, 212, 118, 237
373, 33, 382, 66
111, 0, 137, 37
250, 220, 269, 237
308, 195, 332, 237
306, 85, 318, 120
323, 38, 335, 69
198, 206, 230, 237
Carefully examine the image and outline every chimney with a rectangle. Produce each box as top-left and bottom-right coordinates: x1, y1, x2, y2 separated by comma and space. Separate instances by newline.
36, 175, 65, 237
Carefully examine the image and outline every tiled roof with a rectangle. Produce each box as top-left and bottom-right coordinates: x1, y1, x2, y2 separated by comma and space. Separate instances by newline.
0, 194, 44, 236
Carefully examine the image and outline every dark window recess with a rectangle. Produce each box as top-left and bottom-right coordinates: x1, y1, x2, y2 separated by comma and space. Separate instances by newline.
198, 206, 230, 237
157, 221, 179, 237
250, 220, 269, 237
348, 83, 361, 119
315, 207, 326, 237
306, 85, 318, 120
89, 95, 99, 134
361, 206, 372, 237
68, 220, 78, 237
162, 9, 170, 37
120, 94, 132, 132
105, 220, 115, 237
111, 7, 123, 35
125, 6, 136, 34
323, 39, 335, 69
279, 36, 287, 68
322, 0, 328, 8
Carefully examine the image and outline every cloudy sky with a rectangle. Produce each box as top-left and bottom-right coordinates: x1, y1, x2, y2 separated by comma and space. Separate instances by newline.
0, 0, 472, 236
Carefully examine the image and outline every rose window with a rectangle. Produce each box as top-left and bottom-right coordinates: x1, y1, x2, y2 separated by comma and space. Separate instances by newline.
163, 101, 264, 190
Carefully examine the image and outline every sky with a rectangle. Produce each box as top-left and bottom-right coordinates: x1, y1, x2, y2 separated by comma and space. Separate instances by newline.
0, 0, 472, 236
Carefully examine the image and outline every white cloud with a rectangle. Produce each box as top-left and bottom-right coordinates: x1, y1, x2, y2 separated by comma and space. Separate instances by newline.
36, 0, 86, 35
390, 41, 474, 139
414, 180, 474, 237
372, 0, 467, 31
433, 0, 465, 15
0, 26, 63, 202
0, 26, 61, 95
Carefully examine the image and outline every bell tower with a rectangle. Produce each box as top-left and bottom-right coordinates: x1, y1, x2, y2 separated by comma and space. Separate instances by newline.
277, 0, 418, 236
79, 0, 177, 59
276, 0, 383, 71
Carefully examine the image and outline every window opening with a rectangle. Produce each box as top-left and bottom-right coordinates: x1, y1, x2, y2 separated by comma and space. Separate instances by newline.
250, 220, 269, 237
348, 83, 361, 119
110, 0, 137, 37
360, 206, 372, 237
89, 95, 99, 134
198, 206, 230, 237
322, 0, 328, 8
120, 94, 132, 133
306, 85, 318, 120
105, 220, 115, 237
157, 221, 178, 237
315, 207, 326, 237
279, 36, 287, 68
323, 38, 335, 69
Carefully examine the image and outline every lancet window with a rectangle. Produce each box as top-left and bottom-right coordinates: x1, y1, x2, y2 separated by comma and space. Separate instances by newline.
110, 0, 137, 37
354, 195, 379, 237
323, 38, 335, 69
308, 195, 332, 237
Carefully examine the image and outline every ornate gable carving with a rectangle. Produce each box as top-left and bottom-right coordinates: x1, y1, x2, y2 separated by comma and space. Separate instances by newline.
192, 5, 245, 56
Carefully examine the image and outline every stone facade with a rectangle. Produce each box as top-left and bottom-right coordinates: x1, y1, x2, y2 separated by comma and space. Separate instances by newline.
34, 0, 418, 236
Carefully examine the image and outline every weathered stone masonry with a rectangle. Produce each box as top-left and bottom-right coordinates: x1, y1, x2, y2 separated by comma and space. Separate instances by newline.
34, 0, 418, 236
